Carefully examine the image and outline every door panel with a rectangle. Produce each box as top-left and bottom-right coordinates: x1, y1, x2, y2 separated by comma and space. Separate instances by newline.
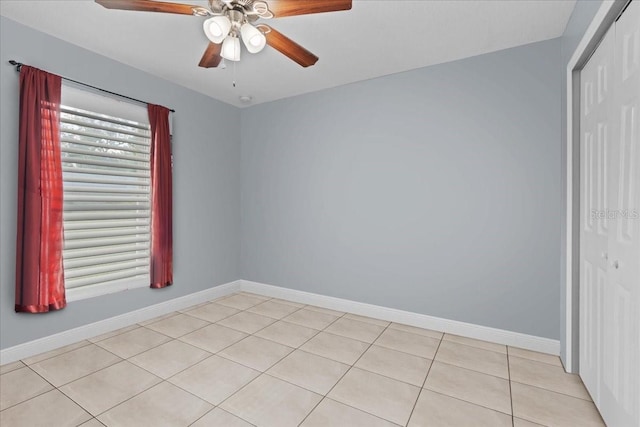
617, 103, 637, 243
581, 260, 600, 397
597, 123, 609, 236
580, 25, 615, 407
599, 2, 640, 426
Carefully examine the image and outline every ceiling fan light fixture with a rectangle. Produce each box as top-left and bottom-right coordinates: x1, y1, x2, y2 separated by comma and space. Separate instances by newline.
203, 15, 231, 44
221, 35, 241, 61
240, 23, 266, 53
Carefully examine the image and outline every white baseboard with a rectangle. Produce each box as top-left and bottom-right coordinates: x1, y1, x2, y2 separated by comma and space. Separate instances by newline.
0, 280, 240, 365
1, 278, 561, 365
240, 280, 561, 356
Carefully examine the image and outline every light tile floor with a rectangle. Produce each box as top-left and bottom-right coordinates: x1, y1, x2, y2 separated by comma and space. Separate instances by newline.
0, 292, 606, 427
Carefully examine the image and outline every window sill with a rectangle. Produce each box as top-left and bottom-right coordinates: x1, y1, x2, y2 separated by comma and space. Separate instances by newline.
66, 276, 150, 303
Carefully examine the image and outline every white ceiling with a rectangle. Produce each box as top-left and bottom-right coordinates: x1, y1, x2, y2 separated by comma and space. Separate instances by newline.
1, 0, 576, 108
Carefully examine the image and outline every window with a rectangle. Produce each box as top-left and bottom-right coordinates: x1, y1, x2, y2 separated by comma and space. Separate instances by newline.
60, 86, 152, 301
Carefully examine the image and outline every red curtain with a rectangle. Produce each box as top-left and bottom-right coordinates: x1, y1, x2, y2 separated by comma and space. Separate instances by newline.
15, 66, 65, 313
148, 104, 173, 288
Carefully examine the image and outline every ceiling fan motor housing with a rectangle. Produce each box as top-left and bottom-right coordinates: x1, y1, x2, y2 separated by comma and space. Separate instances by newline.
228, 9, 248, 30
210, 0, 263, 21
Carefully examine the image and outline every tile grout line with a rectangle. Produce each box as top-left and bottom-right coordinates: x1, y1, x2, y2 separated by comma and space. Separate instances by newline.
184, 295, 314, 372
210, 300, 310, 355
264, 315, 435, 389
136, 310, 181, 327
158, 296, 302, 385
180, 303, 244, 326
213, 335, 435, 406
0, 360, 26, 373
507, 346, 515, 427
253, 323, 323, 352
2, 294, 300, 423
429, 358, 506, 380
312, 396, 405, 427
88, 324, 140, 344
419, 388, 518, 419
233, 301, 358, 353
320, 347, 431, 389
404, 332, 444, 426
14, 334, 169, 418
0, 365, 60, 413
165, 374, 256, 427
443, 339, 564, 372
216, 297, 308, 335
431, 340, 512, 379
209, 306, 350, 425
506, 352, 564, 368
79, 378, 161, 420
413, 345, 594, 403
68, 325, 228, 420
219, 313, 348, 398
18, 340, 93, 367
415, 341, 532, 420
304, 329, 438, 362
96, 325, 177, 355
441, 334, 510, 355
128, 294, 285, 370
169, 308, 358, 427
22, 363, 112, 423
296, 321, 392, 426
150, 299, 253, 339
30, 345, 124, 385
137, 307, 286, 427
174, 321, 580, 427
124, 332, 260, 425
414, 365, 516, 417
403, 342, 521, 419
62, 340, 206, 419
187, 407, 257, 427
40, 295, 252, 420
508, 380, 596, 402
19, 295, 236, 369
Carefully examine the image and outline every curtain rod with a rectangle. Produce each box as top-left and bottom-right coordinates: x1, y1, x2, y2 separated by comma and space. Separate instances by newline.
8, 60, 175, 113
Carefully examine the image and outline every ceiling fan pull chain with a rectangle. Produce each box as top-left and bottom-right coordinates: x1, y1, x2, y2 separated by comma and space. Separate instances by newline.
233, 59, 237, 87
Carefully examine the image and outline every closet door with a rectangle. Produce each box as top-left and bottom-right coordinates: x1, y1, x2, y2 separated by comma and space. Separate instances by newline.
600, 2, 640, 426
579, 26, 615, 406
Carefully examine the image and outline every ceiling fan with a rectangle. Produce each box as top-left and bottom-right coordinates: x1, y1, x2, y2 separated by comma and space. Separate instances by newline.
96, 0, 352, 68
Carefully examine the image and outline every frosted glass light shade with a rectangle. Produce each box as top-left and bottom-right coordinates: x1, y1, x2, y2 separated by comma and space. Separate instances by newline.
240, 23, 266, 53
203, 16, 231, 44
221, 35, 241, 61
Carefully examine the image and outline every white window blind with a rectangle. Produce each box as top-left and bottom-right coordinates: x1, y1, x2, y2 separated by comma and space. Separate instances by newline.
60, 97, 152, 298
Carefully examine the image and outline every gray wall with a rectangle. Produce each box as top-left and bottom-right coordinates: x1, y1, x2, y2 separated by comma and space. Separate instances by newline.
559, 0, 603, 369
0, 17, 241, 350
241, 38, 562, 339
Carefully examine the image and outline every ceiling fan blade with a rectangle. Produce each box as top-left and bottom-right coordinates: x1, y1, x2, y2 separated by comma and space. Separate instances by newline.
95, 0, 201, 15
199, 42, 223, 68
263, 26, 318, 67
267, 0, 351, 18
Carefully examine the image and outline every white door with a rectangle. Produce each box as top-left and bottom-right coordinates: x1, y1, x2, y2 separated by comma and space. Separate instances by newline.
600, 2, 640, 426
580, 25, 615, 407
580, 2, 640, 426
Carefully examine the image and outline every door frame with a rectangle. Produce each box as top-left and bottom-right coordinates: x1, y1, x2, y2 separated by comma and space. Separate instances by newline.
564, 0, 629, 374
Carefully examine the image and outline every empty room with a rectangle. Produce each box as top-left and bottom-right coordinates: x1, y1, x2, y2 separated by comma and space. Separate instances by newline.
0, 0, 638, 426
